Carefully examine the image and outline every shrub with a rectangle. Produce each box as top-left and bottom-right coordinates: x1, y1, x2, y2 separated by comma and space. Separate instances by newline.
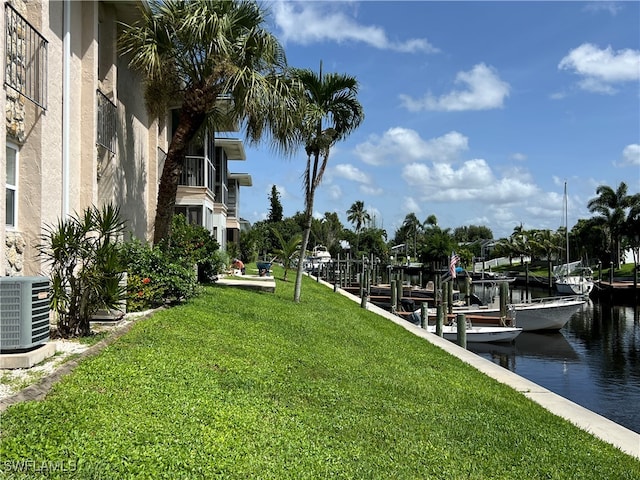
163, 214, 222, 282
119, 239, 198, 311
39, 204, 126, 337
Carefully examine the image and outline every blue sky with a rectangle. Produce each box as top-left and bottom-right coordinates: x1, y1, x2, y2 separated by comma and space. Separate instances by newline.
236, 1, 639, 239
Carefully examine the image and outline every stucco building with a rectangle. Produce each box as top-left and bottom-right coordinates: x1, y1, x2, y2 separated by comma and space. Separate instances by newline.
2, 0, 250, 277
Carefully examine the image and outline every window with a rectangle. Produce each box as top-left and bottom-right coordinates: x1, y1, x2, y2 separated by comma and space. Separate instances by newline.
174, 206, 202, 227
97, 90, 116, 153
6, 144, 18, 228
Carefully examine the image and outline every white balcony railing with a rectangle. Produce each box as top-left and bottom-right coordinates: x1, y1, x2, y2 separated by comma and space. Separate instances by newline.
180, 156, 214, 191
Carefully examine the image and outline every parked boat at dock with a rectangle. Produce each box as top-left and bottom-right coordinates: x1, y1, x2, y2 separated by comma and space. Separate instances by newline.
409, 295, 587, 331
428, 323, 522, 343
454, 295, 587, 331
554, 182, 594, 296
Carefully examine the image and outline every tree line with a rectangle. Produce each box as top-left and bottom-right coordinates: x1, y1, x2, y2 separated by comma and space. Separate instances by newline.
239, 181, 639, 273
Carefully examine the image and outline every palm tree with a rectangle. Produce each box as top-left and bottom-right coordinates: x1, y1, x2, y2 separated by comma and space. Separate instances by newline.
119, 0, 299, 244
588, 182, 632, 268
272, 229, 302, 282
347, 200, 370, 233
401, 213, 421, 257
531, 229, 561, 286
291, 64, 364, 302
623, 193, 640, 266
347, 200, 371, 256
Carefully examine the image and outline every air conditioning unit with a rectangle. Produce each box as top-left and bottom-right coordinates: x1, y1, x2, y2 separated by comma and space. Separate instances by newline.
0, 276, 51, 352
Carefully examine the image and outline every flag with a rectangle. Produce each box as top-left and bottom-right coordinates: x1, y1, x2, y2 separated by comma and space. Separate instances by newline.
449, 251, 460, 278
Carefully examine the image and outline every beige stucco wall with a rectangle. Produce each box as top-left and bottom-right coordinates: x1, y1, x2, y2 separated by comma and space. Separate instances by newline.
1, 1, 7, 275
3, 0, 165, 277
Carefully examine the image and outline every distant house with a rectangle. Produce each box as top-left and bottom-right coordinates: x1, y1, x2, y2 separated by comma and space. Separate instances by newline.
2, 0, 251, 276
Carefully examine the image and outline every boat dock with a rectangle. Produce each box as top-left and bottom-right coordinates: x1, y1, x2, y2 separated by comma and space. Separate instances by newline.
324, 278, 640, 460
592, 279, 639, 302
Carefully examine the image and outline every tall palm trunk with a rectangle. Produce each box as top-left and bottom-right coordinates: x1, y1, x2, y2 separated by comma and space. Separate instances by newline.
294, 150, 327, 302
153, 96, 207, 244
294, 203, 314, 302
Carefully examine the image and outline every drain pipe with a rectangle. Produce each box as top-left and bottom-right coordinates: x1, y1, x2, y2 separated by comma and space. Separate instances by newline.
62, 0, 70, 218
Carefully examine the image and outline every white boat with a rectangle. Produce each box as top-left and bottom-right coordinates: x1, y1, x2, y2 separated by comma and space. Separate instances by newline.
428, 323, 522, 343
410, 295, 586, 331
554, 182, 594, 296
554, 262, 594, 296
303, 245, 332, 272
456, 296, 587, 331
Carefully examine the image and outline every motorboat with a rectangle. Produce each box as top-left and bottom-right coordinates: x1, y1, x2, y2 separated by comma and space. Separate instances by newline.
303, 245, 332, 273
454, 295, 587, 331
409, 295, 587, 332
428, 323, 522, 343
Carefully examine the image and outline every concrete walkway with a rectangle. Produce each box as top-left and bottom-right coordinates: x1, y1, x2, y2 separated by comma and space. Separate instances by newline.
317, 276, 640, 460
214, 274, 276, 293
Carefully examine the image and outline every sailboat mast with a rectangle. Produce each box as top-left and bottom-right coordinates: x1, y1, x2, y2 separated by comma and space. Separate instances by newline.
564, 181, 569, 268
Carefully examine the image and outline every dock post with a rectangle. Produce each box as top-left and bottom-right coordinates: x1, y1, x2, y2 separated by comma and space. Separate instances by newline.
420, 302, 427, 329
390, 280, 397, 313
360, 262, 367, 308
598, 261, 602, 283
525, 262, 530, 301
610, 262, 614, 286
436, 305, 444, 337
396, 276, 403, 311
465, 276, 472, 306
500, 282, 508, 320
447, 281, 453, 315
456, 313, 467, 349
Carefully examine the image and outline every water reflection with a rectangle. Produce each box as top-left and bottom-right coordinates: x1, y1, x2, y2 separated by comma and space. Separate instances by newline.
467, 286, 640, 434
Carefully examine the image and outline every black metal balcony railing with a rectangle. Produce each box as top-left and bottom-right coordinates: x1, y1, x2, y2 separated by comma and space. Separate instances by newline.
97, 90, 117, 153
4, 3, 48, 110
180, 156, 215, 191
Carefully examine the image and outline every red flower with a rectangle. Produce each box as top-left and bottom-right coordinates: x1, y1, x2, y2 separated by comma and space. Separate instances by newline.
137, 291, 144, 297
142, 277, 151, 284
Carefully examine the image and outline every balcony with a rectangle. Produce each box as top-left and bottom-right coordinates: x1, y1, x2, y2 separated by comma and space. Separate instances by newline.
179, 156, 214, 192
4, 3, 48, 110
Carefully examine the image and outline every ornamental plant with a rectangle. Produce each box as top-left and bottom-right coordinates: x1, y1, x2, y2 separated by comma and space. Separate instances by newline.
163, 214, 223, 282
119, 238, 198, 311
39, 204, 126, 337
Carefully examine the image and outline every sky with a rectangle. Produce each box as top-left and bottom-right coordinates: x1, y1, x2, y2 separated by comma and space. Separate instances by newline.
235, 1, 640, 239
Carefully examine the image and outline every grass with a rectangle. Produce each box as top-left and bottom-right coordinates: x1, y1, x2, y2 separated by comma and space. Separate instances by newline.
1, 266, 638, 479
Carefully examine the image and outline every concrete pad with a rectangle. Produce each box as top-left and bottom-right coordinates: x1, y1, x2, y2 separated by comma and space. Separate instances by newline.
323, 276, 640, 460
0, 342, 57, 369
215, 276, 275, 293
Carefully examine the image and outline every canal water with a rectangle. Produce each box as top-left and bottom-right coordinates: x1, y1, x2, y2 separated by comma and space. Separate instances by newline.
465, 284, 640, 434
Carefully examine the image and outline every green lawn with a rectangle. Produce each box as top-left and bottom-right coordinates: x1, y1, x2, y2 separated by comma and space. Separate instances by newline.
1, 267, 638, 479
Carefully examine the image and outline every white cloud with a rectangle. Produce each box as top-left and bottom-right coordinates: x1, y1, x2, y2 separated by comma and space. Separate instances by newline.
333, 164, 372, 184
399, 63, 510, 111
558, 43, 640, 94
510, 153, 527, 162
327, 184, 342, 200
360, 185, 384, 196
583, 2, 623, 16
273, 2, 438, 53
403, 196, 422, 214
401, 159, 539, 204
617, 144, 640, 167
354, 129, 469, 166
